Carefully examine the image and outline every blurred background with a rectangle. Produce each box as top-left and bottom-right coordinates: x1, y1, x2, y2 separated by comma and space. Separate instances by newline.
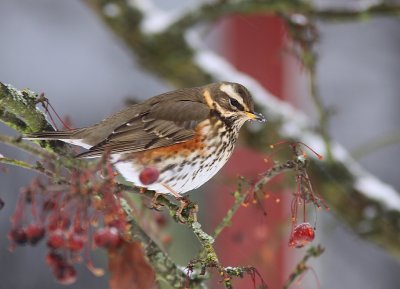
0, 0, 399, 288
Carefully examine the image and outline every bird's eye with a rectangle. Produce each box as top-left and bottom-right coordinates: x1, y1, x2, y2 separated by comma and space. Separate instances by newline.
229, 98, 244, 111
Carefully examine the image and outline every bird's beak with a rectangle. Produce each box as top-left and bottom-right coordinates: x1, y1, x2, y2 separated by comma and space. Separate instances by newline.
245, 111, 266, 123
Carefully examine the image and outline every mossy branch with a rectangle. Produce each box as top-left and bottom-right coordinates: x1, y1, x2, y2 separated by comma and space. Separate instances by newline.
0, 83, 52, 133
120, 198, 204, 288
0, 82, 251, 288
0, 82, 68, 153
0, 156, 56, 179
0, 83, 208, 288
0, 149, 202, 288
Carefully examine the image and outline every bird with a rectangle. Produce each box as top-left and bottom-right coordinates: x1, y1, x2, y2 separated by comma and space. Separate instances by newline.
25, 81, 265, 200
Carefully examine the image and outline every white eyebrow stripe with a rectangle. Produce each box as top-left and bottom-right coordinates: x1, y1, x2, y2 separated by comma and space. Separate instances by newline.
219, 83, 248, 110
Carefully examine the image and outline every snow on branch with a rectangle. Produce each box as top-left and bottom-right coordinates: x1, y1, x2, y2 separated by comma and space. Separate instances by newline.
185, 24, 400, 212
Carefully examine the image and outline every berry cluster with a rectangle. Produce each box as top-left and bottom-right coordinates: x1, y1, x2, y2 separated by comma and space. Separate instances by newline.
8, 162, 127, 284
9, 223, 46, 246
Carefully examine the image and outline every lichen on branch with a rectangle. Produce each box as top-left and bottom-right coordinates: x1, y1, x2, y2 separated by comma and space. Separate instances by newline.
0, 83, 52, 133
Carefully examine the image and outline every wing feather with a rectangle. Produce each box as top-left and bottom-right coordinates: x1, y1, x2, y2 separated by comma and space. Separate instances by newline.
77, 98, 210, 158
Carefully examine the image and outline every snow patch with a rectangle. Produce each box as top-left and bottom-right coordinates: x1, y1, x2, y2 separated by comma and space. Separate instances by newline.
5, 83, 28, 106
355, 177, 400, 211
103, 3, 121, 18
128, 0, 209, 34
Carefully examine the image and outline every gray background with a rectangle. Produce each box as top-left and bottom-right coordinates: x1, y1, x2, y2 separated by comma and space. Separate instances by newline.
0, 0, 399, 288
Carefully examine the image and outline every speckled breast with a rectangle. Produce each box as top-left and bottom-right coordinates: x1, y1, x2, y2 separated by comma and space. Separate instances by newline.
113, 118, 237, 195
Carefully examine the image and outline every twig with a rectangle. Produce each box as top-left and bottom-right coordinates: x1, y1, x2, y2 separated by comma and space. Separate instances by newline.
119, 198, 205, 288
117, 184, 179, 213
119, 185, 236, 288
0, 157, 56, 179
213, 181, 247, 239
254, 160, 297, 191
0, 134, 56, 159
213, 160, 295, 240
308, 66, 333, 161
283, 245, 324, 289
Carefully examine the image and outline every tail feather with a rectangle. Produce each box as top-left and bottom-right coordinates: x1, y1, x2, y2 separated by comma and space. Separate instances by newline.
24, 129, 93, 149
24, 128, 82, 140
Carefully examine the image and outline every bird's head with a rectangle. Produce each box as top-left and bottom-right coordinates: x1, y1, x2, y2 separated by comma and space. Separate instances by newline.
203, 82, 266, 128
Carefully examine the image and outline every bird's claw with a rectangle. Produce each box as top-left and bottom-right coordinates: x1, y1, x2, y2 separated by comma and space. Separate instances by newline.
150, 193, 164, 211
176, 197, 198, 223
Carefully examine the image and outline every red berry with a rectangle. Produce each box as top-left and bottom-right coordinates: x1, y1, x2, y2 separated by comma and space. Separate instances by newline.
67, 234, 85, 252
93, 227, 122, 249
155, 214, 168, 227
26, 224, 46, 245
42, 200, 57, 212
47, 230, 65, 249
46, 252, 64, 266
139, 167, 159, 185
9, 228, 28, 245
48, 215, 70, 231
289, 222, 315, 248
53, 263, 77, 285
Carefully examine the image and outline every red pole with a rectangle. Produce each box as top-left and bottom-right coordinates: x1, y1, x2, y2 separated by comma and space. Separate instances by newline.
210, 15, 291, 289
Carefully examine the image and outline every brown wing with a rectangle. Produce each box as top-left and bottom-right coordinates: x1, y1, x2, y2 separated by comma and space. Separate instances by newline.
76, 99, 210, 158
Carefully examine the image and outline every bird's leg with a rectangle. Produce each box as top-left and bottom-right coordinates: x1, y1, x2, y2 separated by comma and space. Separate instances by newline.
161, 183, 198, 223
149, 192, 164, 211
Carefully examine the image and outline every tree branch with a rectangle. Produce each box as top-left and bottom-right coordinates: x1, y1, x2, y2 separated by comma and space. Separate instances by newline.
0, 83, 68, 153
0, 83, 52, 133
0, 82, 208, 288
1, 1, 400, 287
0, 156, 56, 179
82, 0, 400, 259
119, 198, 205, 288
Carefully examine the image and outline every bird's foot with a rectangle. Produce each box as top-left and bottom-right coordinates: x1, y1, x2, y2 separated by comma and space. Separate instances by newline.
149, 193, 164, 211
176, 196, 198, 223
160, 183, 198, 223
